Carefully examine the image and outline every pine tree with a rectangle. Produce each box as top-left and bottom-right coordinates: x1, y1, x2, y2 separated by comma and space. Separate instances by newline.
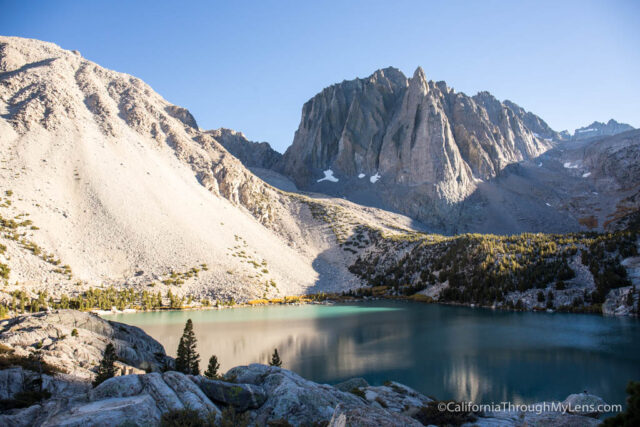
269, 348, 282, 367
204, 355, 220, 379
175, 319, 200, 375
93, 343, 117, 387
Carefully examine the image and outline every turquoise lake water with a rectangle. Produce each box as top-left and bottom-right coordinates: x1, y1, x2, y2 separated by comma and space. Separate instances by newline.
104, 301, 640, 407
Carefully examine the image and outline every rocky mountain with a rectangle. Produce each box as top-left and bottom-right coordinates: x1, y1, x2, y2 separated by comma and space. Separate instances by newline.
0, 36, 419, 303
572, 119, 634, 141
0, 36, 637, 315
266, 67, 640, 233
276, 67, 559, 230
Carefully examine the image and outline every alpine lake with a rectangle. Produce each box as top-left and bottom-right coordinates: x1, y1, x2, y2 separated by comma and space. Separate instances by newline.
104, 301, 640, 408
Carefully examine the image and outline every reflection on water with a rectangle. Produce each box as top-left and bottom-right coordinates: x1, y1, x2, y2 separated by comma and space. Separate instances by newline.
105, 302, 640, 406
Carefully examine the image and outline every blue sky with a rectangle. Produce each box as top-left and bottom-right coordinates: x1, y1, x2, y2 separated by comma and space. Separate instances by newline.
1, 0, 638, 153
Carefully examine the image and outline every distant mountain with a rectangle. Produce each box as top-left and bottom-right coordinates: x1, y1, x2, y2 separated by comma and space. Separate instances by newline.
572, 119, 634, 141
207, 128, 282, 169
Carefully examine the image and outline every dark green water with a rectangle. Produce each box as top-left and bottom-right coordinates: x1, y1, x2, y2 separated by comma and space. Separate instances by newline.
104, 301, 640, 406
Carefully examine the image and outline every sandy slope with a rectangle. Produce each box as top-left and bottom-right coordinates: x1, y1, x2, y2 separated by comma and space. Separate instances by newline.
0, 36, 417, 302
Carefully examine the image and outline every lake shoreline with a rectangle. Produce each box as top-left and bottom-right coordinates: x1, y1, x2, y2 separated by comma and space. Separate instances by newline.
93, 293, 634, 318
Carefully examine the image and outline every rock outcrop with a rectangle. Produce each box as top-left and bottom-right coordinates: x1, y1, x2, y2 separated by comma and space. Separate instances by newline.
0, 310, 171, 378
208, 128, 282, 170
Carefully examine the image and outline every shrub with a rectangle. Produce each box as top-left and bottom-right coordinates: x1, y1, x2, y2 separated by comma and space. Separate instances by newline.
0, 352, 66, 375
204, 355, 220, 379
219, 406, 250, 427
0, 390, 51, 411
602, 381, 640, 426
349, 387, 366, 399
413, 401, 477, 426
93, 343, 117, 387
269, 349, 282, 367
160, 408, 207, 427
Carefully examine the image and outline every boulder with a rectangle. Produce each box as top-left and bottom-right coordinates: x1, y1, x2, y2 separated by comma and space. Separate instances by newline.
0, 367, 89, 400
89, 374, 143, 401
193, 376, 266, 411
225, 364, 364, 426
41, 394, 162, 427
0, 310, 171, 379
562, 392, 607, 417
0, 403, 43, 427
329, 403, 422, 427
138, 372, 183, 413
0, 367, 26, 400
162, 371, 220, 418
362, 381, 432, 416
333, 377, 369, 392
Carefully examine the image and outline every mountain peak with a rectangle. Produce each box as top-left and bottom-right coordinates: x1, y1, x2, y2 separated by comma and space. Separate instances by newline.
572, 119, 634, 140
412, 66, 427, 82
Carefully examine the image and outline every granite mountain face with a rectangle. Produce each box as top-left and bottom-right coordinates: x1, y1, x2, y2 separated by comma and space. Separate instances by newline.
268, 67, 636, 233
275, 67, 558, 230
279, 67, 556, 190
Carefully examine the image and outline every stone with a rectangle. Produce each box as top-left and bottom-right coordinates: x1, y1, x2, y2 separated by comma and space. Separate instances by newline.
333, 377, 369, 392
362, 381, 432, 416
41, 394, 162, 427
89, 374, 143, 401
139, 372, 183, 413
0, 310, 171, 379
0, 367, 89, 400
328, 403, 423, 427
162, 371, 220, 418
193, 376, 266, 411
562, 392, 607, 417
0, 403, 43, 427
225, 364, 365, 426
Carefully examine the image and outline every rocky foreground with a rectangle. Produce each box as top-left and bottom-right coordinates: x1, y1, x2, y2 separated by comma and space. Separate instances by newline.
0, 310, 610, 426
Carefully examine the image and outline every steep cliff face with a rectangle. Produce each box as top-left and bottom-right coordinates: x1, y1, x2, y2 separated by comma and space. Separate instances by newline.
278, 67, 555, 227
280, 67, 408, 185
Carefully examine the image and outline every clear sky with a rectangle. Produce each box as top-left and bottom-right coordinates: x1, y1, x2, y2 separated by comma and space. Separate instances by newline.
1, 0, 638, 152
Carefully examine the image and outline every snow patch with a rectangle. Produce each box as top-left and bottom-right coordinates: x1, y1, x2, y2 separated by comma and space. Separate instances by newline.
369, 173, 381, 183
577, 128, 596, 133
545, 203, 552, 207
582, 172, 591, 178
563, 162, 579, 169
358, 173, 365, 179
538, 162, 543, 167
533, 133, 540, 138
317, 169, 339, 183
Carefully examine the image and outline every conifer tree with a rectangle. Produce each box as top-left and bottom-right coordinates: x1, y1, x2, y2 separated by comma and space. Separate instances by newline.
204, 355, 220, 379
175, 319, 200, 375
93, 342, 117, 387
269, 348, 282, 367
